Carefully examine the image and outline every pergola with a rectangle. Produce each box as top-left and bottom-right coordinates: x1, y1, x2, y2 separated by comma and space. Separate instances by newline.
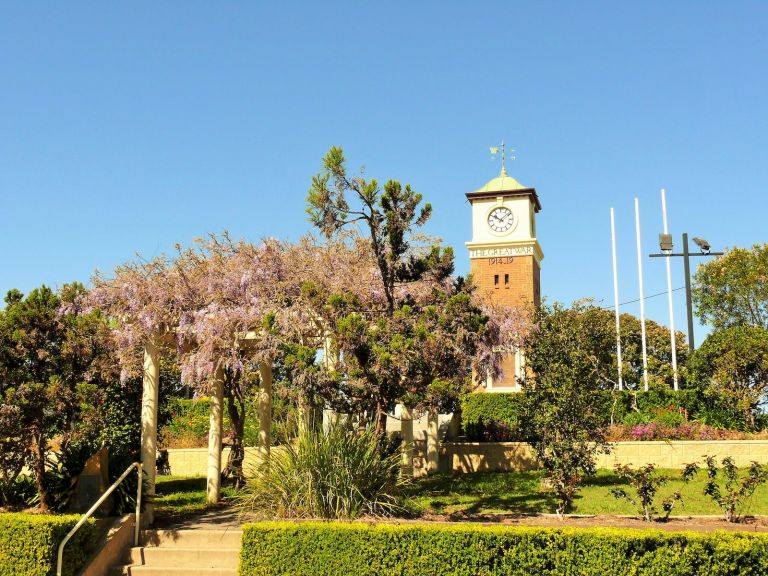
137, 335, 441, 522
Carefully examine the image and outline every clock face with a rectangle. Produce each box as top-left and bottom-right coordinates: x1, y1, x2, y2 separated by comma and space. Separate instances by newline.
487, 207, 515, 233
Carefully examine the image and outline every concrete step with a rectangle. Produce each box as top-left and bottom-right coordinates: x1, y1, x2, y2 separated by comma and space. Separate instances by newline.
117, 567, 237, 576
140, 529, 243, 549
112, 529, 243, 576
128, 547, 241, 568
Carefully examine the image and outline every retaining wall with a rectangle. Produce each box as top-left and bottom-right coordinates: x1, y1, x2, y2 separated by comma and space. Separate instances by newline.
165, 440, 768, 477
439, 440, 768, 474
166, 447, 262, 477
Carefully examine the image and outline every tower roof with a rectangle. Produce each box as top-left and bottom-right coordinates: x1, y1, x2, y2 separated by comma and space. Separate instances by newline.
467, 166, 541, 212
473, 169, 527, 194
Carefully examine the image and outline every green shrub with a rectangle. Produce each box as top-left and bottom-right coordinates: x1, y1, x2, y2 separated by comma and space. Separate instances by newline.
610, 463, 698, 521
0, 513, 97, 576
460, 393, 530, 441
238, 419, 403, 519
461, 388, 754, 442
240, 521, 768, 576
161, 396, 295, 448
0, 475, 37, 508
614, 387, 751, 430
162, 397, 213, 446
700, 456, 768, 522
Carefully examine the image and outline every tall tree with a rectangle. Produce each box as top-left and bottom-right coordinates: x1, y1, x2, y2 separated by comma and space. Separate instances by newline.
307, 146, 452, 315
694, 244, 768, 330
689, 325, 768, 430
0, 284, 116, 510
606, 310, 687, 390
520, 301, 615, 517
306, 148, 524, 432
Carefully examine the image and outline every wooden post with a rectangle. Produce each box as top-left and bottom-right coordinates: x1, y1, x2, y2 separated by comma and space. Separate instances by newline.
400, 404, 414, 478
206, 363, 225, 504
257, 360, 273, 467
140, 341, 160, 523
426, 409, 439, 474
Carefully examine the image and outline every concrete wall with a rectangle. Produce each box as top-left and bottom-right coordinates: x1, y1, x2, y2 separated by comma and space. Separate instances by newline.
79, 514, 136, 576
165, 441, 768, 477
593, 441, 768, 470
166, 447, 263, 477
438, 440, 768, 474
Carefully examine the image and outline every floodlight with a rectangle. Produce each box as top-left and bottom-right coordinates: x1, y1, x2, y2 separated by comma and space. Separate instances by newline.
659, 233, 673, 251
693, 237, 711, 252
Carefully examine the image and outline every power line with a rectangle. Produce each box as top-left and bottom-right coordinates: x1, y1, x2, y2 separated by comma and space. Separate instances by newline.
603, 286, 686, 309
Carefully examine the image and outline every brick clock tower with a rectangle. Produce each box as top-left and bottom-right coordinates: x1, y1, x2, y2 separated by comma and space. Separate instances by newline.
466, 146, 543, 391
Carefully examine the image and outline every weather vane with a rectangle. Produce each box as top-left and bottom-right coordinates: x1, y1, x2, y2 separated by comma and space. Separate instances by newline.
489, 140, 516, 176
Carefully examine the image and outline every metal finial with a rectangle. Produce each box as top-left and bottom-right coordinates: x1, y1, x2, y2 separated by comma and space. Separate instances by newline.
489, 140, 516, 176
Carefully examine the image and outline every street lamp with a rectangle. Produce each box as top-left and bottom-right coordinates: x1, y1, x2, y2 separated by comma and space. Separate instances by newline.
649, 233, 723, 351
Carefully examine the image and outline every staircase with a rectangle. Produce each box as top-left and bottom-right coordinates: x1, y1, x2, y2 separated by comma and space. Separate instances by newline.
113, 529, 242, 575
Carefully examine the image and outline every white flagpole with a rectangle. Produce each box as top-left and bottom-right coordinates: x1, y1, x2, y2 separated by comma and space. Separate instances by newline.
635, 198, 649, 391
661, 189, 679, 390
610, 208, 623, 391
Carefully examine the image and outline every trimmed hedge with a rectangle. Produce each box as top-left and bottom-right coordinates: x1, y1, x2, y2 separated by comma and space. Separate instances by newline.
461, 393, 531, 441
0, 513, 97, 576
240, 521, 768, 576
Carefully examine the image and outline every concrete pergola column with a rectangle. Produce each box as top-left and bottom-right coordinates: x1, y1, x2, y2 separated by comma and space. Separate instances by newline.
206, 363, 226, 504
140, 340, 160, 524
399, 404, 414, 477
297, 397, 311, 436
320, 333, 338, 431
257, 360, 273, 467
426, 409, 439, 474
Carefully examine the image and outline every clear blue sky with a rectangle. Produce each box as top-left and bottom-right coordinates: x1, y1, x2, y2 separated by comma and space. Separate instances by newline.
2, 2, 766, 341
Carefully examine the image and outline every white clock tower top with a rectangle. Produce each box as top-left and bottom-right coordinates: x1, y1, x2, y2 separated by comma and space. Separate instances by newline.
465, 151, 543, 263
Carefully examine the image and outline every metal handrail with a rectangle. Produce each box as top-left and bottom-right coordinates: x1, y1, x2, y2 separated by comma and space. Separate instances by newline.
56, 462, 143, 576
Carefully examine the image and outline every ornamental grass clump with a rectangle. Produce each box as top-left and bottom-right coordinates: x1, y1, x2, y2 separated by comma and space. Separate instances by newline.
239, 418, 405, 519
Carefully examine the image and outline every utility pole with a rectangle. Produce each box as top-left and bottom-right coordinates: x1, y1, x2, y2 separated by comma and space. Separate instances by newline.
650, 233, 723, 352
682, 233, 695, 351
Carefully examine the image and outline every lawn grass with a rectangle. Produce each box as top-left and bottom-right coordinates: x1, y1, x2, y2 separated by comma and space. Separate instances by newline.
154, 469, 768, 521
154, 476, 237, 523
406, 468, 768, 517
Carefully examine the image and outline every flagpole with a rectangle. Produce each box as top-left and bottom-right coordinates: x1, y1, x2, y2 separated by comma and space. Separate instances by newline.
635, 198, 649, 391
610, 208, 623, 390
661, 189, 679, 390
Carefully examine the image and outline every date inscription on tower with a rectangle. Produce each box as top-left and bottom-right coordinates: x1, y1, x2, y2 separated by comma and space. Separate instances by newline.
489, 257, 514, 265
